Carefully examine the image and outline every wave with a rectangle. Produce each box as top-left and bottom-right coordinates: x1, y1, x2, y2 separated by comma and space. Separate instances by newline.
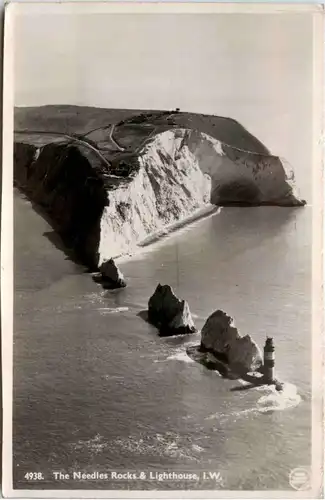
166, 351, 195, 363
71, 431, 204, 462
97, 306, 129, 314
256, 382, 301, 411
207, 382, 301, 423
111, 431, 204, 462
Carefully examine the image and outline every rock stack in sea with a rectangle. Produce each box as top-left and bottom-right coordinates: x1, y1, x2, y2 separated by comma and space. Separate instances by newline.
148, 284, 196, 336
199, 309, 263, 374
93, 258, 126, 289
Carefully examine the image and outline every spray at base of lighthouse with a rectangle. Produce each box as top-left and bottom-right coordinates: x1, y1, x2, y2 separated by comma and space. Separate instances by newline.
263, 337, 275, 384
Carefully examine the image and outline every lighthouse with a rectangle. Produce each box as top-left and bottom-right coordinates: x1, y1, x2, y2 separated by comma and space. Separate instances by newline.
263, 337, 275, 384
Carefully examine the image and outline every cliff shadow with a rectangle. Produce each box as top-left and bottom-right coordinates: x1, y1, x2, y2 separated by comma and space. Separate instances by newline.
14, 142, 107, 272
137, 309, 149, 323
15, 187, 95, 273
42, 229, 88, 271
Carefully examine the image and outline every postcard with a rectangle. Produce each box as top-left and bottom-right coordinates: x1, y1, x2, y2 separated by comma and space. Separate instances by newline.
1, 2, 324, 498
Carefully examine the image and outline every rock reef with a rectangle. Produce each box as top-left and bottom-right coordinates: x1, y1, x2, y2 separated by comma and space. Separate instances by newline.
148, 284, 196, 336
14, 105, 305, 267
200, 310, 263, 374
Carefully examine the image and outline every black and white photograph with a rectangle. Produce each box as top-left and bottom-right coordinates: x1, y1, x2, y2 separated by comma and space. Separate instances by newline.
1, 2, 324, 496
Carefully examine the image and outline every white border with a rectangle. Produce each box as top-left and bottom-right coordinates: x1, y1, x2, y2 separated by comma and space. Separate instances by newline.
311, 7, 325, 498
2, 0, 14, 496
5, 1, 324, 14
2, 2, 324, 498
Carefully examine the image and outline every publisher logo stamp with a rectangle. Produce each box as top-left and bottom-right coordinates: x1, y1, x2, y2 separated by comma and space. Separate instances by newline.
289, 467, 310, 491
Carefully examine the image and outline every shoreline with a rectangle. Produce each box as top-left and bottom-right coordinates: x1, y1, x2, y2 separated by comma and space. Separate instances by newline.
139, 204, 220, 248
114, 204, 222, 265
112, 203, 308, 267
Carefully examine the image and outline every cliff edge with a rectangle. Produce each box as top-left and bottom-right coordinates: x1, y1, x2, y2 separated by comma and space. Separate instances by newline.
14, 106, 305, 268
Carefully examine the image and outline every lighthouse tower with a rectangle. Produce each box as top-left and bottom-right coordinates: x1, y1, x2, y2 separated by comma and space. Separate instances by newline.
263, 337, 275, 384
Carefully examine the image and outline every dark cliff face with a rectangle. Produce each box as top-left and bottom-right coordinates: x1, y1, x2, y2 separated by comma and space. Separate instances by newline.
14, 142, 107, 269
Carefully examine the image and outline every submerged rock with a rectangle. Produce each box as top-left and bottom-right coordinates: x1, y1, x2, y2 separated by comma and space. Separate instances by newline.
148, 284, 196, 336
200, 310, 262, 374
14, 106, 305, 267
93, 258, 126, 289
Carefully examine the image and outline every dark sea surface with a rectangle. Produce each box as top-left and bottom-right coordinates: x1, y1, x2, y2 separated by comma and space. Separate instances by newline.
13, 189, 311, 491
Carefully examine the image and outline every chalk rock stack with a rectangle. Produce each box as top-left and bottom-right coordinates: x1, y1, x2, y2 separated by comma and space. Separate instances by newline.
200, 309, 263, 374
148, 284, 196, 336
93, 258, 126, 289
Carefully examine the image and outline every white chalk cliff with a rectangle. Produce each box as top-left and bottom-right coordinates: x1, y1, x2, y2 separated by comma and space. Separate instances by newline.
14, 106, 305, 268
99, 128, 303, 263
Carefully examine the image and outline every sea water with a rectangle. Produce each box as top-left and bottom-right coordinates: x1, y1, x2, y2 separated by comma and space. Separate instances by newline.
13, 190, 311, 490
